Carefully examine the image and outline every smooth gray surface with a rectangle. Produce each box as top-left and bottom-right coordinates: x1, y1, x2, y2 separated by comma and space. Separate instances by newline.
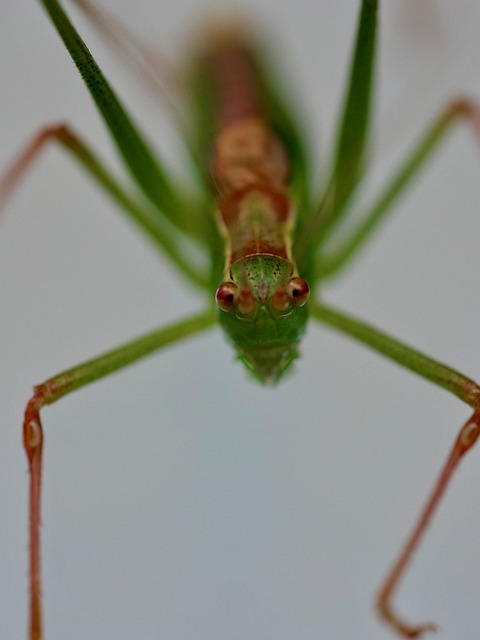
2, 1, 480, 639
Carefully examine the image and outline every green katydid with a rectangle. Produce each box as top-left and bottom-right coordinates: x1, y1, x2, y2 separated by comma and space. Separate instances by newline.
3, 0, 480, 638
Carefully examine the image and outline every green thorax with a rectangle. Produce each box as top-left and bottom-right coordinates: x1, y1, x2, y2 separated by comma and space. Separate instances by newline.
194, 29, 311, 382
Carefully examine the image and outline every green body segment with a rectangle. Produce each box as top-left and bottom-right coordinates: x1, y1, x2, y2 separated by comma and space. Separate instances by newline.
230, 256, 292, 304
193, 31, 311, 382
219, 299, 309, 382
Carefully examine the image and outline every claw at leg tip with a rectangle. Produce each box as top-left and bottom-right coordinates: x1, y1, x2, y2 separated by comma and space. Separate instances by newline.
401, 621, 437, 639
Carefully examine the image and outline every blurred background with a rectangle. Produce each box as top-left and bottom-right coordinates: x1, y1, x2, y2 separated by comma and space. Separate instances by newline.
2, 1, 480, 638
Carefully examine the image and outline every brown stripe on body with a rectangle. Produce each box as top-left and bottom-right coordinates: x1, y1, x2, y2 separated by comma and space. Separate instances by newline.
206, 34, 295, 273
208, 40, 261, 127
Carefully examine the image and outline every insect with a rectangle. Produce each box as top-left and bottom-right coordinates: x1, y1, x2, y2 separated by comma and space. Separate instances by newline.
3, 0, 480, 639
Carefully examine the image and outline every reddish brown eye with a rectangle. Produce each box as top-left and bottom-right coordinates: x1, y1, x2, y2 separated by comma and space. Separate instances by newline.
215, 281, 239, 312
288, 277, 310, 307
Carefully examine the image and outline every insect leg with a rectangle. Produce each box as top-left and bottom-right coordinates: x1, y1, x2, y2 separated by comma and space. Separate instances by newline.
317, 98, 480, 280
375, 417, 479, 639
38, 0, 203, 242
66, 0, 216, 212
0, 124, 209, 288
294, 0, 378, 261
70, 0, 182, 118
311, 301, 480, 638
23, 309, 216, 640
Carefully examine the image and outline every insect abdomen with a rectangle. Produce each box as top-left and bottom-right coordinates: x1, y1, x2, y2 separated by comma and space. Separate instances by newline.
204, 34, 295, 272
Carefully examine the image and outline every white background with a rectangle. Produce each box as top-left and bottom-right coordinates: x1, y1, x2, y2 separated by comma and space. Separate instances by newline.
2, 1, 480, 639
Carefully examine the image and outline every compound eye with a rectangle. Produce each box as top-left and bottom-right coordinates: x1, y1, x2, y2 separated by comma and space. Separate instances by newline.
215, 281, 239, 312
288, 277, 310, 307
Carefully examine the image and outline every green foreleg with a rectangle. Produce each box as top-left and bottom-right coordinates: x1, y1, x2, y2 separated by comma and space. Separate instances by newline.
311, 301, 480, 638
311, 301, 479, 404
23, 309, 217, 640
318, 98, 480, 279
0, 125, 209, 289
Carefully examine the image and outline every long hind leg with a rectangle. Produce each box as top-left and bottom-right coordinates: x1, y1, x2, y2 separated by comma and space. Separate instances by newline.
311, 301, 480, 638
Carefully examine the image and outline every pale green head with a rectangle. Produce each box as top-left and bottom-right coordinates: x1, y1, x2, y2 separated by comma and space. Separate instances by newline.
216, 255, 310, 384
